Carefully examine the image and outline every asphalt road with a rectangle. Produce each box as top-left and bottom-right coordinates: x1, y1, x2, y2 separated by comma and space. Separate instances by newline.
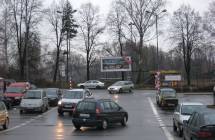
0, 90, 213, 140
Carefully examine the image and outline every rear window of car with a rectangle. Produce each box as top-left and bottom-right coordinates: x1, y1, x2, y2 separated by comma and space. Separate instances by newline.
161, 90, 176, 97
204, 113, 215, 125
77, 101, 96, 112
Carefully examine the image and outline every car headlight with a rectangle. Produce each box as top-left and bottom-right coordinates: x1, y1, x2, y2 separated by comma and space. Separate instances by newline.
58, 100, 62, 105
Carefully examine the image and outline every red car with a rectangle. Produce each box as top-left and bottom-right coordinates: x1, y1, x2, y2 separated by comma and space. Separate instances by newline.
4, 82, 31, 105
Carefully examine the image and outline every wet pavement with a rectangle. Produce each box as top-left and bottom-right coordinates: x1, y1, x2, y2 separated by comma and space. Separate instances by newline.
0, 90, 213, 140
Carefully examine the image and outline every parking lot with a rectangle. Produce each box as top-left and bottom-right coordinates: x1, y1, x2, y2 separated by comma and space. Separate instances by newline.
0, 90, 213, 140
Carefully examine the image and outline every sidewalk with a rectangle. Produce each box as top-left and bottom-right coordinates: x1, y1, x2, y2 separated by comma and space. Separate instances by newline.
182, 92, 213, 95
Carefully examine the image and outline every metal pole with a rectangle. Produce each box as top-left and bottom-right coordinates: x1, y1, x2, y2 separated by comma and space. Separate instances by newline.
155, 14, 159, 71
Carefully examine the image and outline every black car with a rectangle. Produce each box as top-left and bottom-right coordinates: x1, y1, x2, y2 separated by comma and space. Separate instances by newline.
72, 98, 128, 130
45, 88, 60, 106
183, 106, 215, 140
0, 96, 12, 109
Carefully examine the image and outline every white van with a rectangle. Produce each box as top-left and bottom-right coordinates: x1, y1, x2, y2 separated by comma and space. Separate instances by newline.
20, 90, 49, 114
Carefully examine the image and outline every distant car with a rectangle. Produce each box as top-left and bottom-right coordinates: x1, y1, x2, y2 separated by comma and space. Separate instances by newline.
156, 88, 178, 108
45, 88, 60, 106
173, 102, 204, 137
183, 106, 215, 140
57, 89, 93, 116
77, 80, 105, 89
20, 90, 49, 114
0, 101, 9, 130
107, 81, 134, 94
72, 98, 128, 130
4, 82, 32, 105
0, 96, 12, 110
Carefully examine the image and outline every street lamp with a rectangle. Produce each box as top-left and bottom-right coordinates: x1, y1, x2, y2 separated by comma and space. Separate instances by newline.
128, 22, 135, 42
146, 9, 167, 71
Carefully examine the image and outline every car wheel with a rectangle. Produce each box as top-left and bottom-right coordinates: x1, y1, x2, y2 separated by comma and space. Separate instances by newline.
121, 116, 128, 126
58, 110, 64, 116
119, 88, 122, 93
3, 118, 9, 130
74, 124, 81, 130
173, 120, 177, 132
80, 85, 84, 89
20, 110, 23, 114
101, 119, 108, 130
108, 91, 112, 94
179, 128, 183, 137
129, 88, 132, 93
41, 106, 46, 113
96, 86, 101, 89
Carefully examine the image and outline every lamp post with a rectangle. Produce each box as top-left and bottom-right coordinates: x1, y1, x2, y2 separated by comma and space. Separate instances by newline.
128, 22, 135, 42
146, 9, 167, 71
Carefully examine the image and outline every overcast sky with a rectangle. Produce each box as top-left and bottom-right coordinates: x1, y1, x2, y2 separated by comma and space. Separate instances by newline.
42, 0, 212, 51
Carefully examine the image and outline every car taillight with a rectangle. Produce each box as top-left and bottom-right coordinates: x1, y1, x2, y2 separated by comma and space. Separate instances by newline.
96, 108, 101, 114
197, 131, 212, 138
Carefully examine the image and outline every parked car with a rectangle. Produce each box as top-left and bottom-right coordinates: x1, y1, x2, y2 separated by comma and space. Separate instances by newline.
45, 88, 60, 106
156, 88, 178, 108
20, 89, 49, 114
0, 96, 12, 110
0, 101, 9, 130
107, 81, 134, 94
57, 89, 93, 116
72, 98, 128, 130
4, 82, 32, 105
77, 80, 105, 89
183, 106, 215, 140
173, 102, 204, 137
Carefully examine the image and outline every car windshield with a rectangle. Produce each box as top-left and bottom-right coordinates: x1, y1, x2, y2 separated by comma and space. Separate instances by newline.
45, 89, 58, 97
204, 114, 215, 125
6, 87, 25, 93
63, 91, 83, 99
181, 105, 203, 115
112, 81, 124, 86
24, 91, 41, 99
161, 90, 176, 97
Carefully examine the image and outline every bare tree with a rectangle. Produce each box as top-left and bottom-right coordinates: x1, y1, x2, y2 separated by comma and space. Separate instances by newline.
170, 5, 203, 86
118, 0, 166, 83
78, 3, 104, 81
107, 0, 128, 80
45, 1, 65, 82
8, 0, 42, 80
0, 0, 12, 69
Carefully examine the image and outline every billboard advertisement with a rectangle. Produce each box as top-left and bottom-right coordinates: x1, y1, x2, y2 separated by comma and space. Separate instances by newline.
101, 57, 132, 72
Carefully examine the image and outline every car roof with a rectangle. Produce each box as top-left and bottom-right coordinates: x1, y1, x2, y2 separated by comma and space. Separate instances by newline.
180, 102, 203, 106
160, 88, 175, 91
66, 88, 86, 92
27, 89, 43, 92
82, 98, 112, 102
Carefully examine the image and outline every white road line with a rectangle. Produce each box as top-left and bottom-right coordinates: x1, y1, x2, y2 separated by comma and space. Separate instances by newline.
0, 107, 57, 134
148, 97, 174, 140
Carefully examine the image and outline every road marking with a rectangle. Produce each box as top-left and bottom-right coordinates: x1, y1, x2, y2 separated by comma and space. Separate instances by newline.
148, 97, 174, 140
0, 107, 57, 134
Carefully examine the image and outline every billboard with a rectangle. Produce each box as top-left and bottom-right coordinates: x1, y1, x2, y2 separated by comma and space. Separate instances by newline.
101, 57, 132, 72
165, 75, 182, 81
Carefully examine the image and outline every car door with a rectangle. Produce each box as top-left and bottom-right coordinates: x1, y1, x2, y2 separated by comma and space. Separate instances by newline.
102, 101, 113, 122
85, 81, 92, 88
173, 104, 181, 127
109, 101, 122, 122
185, 113, 198, 140
42, 91, 48, 108
0, 102, 6, 125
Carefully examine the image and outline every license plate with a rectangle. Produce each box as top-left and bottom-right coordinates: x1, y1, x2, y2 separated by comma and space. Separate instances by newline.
168, 104, 175, 106
65, 105, 73, 108
80, 114, 90, 117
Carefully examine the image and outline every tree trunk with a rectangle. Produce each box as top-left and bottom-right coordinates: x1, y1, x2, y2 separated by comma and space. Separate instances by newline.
136, 33, 143, 84
53, 47, 60, 82
87, 52, 90, 80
